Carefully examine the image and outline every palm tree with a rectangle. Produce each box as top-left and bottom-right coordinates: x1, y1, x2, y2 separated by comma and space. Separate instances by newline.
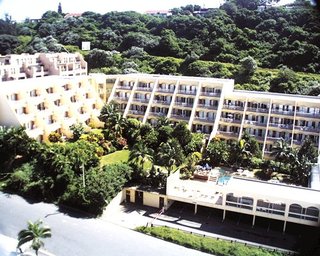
17, 220, 52, 255
129, 142, 154, 170
156, 142, 177, 176
270, 138, 293, 171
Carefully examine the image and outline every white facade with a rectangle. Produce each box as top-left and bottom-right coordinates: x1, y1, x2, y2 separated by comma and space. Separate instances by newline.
105, 73, 320, 157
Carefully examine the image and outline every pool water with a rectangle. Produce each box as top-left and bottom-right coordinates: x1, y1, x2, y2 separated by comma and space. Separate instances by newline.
217, 176, 231, 185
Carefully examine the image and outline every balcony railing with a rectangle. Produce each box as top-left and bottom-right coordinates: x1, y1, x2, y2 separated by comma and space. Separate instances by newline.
128, 110, 145, 115
223, 105, 244, 111
244, 120, 267, 127
200, 91, 220, 97
132, 98, 149, 104
113, 96, 129, 101
269, 123, 293, 130
220, 118, 241, 124
153, 100, 171, 105
135, 87, 153, 92
177, 90, 197, 95
194, 116, 215, 122
271, 109, 294, 116
171, 114, 190, 120
174, 102, 193, 108
117, 85, 132, 90
157, 88, 175, 93
217, 131, 239, 138
246, 107, 269, 113
149, 111, 167, 117
295, 111, 320, 118
197, 104, 217, 110
294, 126, 319, 133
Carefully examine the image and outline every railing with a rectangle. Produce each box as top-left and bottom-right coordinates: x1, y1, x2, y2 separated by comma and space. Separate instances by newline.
113, 96, 129, 101
256, 206, 285, 216
149, 111, 167, 117
223, 105, 244, 111
220, 118, 241, 124
156, 88, 175, 93
117, 85, 132, 90
194, 117, 215, 122
246, 107, 269, 113
170, 114, 190, 120
200, 92, 221, 97
153, 100, 171, 105
294, 126, 319, 133
226, 201, 253, 210
128, 110, 145, 115
271, 109, 294, 116
197, 104, 217, 110
136, 87, 153, 92
174, 102, 193, 108
244, 120, 267, 127
268, 123, 293, 130
295, 111, 320, 118
177, 90, 197, 95
132, 98, 149, 103
217, 131, 238, 137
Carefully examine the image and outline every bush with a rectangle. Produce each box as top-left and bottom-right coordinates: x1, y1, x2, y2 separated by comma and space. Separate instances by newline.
136, 226, 284, 256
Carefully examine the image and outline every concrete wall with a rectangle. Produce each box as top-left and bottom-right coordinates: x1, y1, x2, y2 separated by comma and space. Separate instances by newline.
143, 192, 160, 208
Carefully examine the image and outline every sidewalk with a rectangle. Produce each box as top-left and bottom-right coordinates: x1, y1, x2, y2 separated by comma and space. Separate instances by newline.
100, 203, 297, 255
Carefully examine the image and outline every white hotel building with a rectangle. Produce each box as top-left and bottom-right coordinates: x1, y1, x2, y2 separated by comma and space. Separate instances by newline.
0, 54, 319, 230
0, 53, 104, 141
105, 73, 320, 158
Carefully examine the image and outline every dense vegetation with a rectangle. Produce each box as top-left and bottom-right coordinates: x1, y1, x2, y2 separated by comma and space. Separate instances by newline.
1, 0, 320, 94
136, 226, 284, 256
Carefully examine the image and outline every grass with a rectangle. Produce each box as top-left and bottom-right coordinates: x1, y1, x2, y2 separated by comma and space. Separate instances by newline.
100, 150, 130, 166
136, 226, 286, 256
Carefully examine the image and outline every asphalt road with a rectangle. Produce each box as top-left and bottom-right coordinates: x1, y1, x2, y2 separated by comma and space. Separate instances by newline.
0, 192, 211, 256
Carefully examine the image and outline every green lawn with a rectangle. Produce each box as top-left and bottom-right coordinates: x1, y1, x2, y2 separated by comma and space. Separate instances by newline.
100, 150, 130, 166
136, 226, 285, 256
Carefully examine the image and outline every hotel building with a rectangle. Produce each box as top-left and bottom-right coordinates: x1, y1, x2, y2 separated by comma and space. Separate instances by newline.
0, 53, 103, 141
105, 73, 320, 158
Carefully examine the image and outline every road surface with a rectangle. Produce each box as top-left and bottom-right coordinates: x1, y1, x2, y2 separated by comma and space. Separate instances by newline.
0, 192, 211, 256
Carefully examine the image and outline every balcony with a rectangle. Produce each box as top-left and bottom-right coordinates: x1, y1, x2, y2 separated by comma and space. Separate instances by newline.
149, 111, 167, 117
246, 107, 269, 113
117, 85, 132, 90
217, 131, 239, 138
170, 114, 190, 121
113, 96, 129, 102
128, 110, 145, 116
177, 90, 197, 95
200, 91, 220, 97
223, 105, 244, 111
244, 120, 267, 127
295, 111, 320, 119
294, 126, 319, 133
135, 86, 153, 92
220, 118, 241, 124
157, 88, 175, 93
153, 100, 171, 105
271, 109, 294, 116
269, 123, 293, 130
193, 116, 215, 123
132, 98, 150, 104
174, 101, 193, 108
197, 104, 217, 110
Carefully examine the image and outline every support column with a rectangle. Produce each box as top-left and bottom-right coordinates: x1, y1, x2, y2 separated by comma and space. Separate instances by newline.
222, 209, 226, 222
252, 215, 256, 228
194, 203, 198, 215
282, 221, 287, 233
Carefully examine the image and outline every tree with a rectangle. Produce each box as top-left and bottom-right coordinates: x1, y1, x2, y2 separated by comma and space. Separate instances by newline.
70, 123, 85, 141
270, 138, 293, 171
17, 220, 51, 255
129, 142, 154, 170
172, 121, 192, 150
205, 138, 229, 166
239, 56, 257, 77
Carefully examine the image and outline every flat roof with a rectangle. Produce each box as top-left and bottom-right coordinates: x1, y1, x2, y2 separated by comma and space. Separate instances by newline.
227, 177, 320, 206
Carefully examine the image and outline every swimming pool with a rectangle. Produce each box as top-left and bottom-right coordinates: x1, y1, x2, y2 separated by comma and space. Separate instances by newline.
217, 176, 231, 185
